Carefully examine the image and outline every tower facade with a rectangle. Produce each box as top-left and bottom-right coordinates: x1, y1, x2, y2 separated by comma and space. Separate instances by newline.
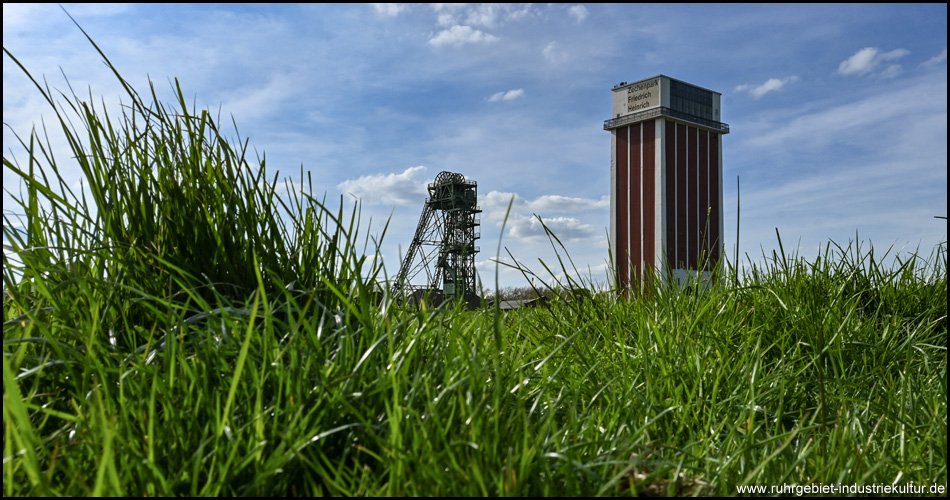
604, 75, 729, 290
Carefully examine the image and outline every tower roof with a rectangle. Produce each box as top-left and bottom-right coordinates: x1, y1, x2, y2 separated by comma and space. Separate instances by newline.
605, 75, 729, 134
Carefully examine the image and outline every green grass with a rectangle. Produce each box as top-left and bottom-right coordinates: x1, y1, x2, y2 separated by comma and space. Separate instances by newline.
3, 27, 947, 496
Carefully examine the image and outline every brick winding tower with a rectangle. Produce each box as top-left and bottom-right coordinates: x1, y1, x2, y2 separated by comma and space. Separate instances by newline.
604, 75, 729, 289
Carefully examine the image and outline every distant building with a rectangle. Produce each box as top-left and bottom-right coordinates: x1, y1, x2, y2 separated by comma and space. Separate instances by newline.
490, 296, 547, 311
604, 75, 729, 290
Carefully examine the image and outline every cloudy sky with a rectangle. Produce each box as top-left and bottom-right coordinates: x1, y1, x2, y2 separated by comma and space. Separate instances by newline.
3, 4, 947, 291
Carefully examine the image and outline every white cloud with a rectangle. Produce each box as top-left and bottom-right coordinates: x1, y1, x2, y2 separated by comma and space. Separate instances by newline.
742, 75, 946, 154
505, 5, 533, 22
877, 64, 902, 79
440, 4, 533, 27
220, 72, 299, 122
337, 166, 429, 206
837, 47, 910, 77
735, 76, 799, 99
837, 47, 879, 75
507, 215, 597, 242
371, 4, 406, 17
921, 48, 947, 68
487, 88, 525, 102
481, 191, 524, 218
568, 5, 589, 22
479, 190, 608, 243
436, 13, 455, 27
878, 48, 909, 61
429, 25, 499, 47
542, 41, 567, 65
527, 194, 609, 213
465, 4, 501, 28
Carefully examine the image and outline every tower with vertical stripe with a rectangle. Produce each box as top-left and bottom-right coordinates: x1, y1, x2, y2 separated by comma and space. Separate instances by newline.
604, 75, 729, 290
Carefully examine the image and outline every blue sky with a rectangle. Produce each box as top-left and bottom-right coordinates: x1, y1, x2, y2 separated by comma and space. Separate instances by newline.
3, 3, 947, 291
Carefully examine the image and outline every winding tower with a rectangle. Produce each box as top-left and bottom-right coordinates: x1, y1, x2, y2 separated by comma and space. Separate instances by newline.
392, 171, 482, 305
604, 75, 729, 290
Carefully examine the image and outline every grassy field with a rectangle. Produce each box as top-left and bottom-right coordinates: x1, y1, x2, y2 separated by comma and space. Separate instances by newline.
3, 33, 947, 496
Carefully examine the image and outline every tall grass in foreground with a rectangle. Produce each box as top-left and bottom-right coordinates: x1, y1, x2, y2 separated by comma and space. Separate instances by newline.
3, 31, 383, 351
4, 33, 948, 495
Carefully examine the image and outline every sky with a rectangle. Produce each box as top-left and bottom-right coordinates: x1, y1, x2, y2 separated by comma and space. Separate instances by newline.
3, 3, 947, 292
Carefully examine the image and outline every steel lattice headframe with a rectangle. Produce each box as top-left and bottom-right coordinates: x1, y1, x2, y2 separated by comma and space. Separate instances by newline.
391, 171, 481, 306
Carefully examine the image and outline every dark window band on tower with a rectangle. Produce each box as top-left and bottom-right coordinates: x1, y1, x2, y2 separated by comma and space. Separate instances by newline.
670, 79, 714, 122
